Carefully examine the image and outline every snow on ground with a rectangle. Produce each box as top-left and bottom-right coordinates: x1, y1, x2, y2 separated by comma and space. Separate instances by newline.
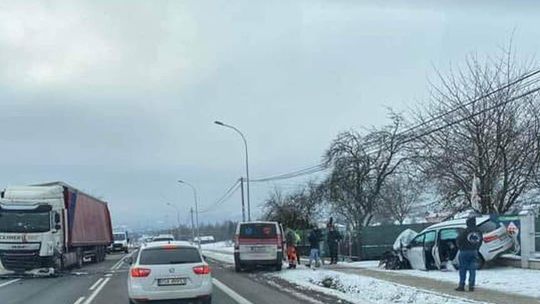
371, 267, 540, 299
343, 260, 381, 268
200, 241, 234, 253
272, 269, 488, 304
202, 249, 235, 264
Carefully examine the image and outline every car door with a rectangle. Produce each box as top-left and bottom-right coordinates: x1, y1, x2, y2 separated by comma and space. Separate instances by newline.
405, 233, 426, 270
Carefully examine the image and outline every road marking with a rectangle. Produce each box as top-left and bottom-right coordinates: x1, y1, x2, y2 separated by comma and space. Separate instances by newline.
82, 277, 110, 304
89, 278, 104, 291
73, 296, 85, 304
0, 279, 20, 288
212, 278, 253, 304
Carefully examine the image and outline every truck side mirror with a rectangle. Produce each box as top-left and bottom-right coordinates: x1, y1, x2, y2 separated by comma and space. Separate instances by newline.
54, 213, 61, 224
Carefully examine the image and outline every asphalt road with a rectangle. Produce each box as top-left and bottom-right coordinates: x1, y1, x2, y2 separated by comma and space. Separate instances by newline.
0, 251, 338, 304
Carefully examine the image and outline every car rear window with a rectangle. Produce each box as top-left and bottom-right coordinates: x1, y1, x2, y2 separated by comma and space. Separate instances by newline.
239, 223, 277, 238
139, 247, 201, 265
479, 220, 499, 233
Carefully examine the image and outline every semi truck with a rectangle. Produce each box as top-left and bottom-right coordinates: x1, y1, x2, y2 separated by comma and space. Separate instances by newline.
0, 182, 113, 275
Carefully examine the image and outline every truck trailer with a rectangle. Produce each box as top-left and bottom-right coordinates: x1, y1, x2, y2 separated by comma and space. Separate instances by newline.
0, 182, 113, 275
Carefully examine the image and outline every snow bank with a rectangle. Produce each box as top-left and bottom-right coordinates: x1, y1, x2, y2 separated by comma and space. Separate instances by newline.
378, 267, 540, 299
201, 241, 234, 253
273, 269, 487, 304
202, 249, 234, 264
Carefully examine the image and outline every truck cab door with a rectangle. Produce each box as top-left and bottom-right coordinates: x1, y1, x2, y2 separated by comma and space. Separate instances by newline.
404, 233, 426, 270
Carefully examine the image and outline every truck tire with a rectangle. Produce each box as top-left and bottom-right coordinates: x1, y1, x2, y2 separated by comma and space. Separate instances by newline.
124, 247, 129, 254
53, 255, 64, 273
76, 250, 84, 268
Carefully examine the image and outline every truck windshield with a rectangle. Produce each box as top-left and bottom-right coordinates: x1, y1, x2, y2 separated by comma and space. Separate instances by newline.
0, 210, 51, 233
114, 233, 126, 241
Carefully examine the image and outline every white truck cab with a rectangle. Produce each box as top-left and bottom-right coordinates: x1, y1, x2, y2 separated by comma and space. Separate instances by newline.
110, 231, 129, 253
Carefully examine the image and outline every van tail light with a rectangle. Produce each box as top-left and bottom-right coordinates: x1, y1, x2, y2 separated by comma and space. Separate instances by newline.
277, 235, 283, 249
483, 234, 499, 243
193, 265, 211, 275
234, 235, 239, 250
131, 267, 151, 277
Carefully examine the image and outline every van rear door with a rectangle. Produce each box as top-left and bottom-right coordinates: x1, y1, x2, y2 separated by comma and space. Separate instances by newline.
238, 223, 278, 261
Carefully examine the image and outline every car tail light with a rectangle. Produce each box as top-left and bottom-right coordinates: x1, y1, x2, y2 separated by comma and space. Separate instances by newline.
193, 265, 211, 275
131, 267, 151, 277
483, 234, 499, 243
234, 235, 239, 250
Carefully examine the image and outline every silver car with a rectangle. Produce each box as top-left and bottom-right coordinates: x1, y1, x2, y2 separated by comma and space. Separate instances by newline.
127, 241, 212, 303
403, 216, 513, 270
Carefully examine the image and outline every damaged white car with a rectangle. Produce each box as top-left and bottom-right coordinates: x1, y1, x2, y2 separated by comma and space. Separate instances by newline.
399, 216, 514, 270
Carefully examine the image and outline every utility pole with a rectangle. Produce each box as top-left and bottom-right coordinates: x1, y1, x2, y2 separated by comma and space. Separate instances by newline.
240, 177, 246, 222
190, 207, 195, 242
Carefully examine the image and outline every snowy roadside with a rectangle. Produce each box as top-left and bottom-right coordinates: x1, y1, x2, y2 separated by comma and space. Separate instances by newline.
356, 264, 540, 299
201, 242, 489, 304
271, 268, 490, 304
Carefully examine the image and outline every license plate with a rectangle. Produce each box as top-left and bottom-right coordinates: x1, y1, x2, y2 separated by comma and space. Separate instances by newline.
158, 278, 187, 286
250, 246, 269, 253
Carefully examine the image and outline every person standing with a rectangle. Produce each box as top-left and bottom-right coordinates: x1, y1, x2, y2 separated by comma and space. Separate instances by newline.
285, 228, 299, 269
455, 216, 483, 292
327, 224, 342, 264
308, 226, 321, 268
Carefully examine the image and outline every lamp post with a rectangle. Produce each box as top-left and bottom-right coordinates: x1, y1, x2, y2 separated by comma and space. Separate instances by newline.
214, 120, 251, 221
178, 180, 200, 249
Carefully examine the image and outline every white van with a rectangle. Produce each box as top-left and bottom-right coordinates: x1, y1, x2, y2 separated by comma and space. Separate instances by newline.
233, 221, 285, 272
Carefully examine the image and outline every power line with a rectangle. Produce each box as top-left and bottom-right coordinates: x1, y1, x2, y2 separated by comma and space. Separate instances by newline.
198, 179, 241, 213
246, 68, 540, 183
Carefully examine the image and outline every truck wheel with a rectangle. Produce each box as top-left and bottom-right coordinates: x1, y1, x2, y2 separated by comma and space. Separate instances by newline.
76, 251, 84, 268
124, 248, 129, 254
53, 255, 64, 273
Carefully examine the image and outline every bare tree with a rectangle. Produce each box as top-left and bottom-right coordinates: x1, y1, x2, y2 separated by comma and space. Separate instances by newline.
378, 171, 424, 224
414, 49, 540, 213
323, 115, 406, 229
261, 182, 323, 229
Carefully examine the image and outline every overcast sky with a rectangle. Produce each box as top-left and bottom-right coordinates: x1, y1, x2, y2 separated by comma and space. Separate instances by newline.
1, 1, 539, 230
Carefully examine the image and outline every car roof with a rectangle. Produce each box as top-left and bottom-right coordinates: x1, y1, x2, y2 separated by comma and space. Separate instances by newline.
141, 241, 195, 249
238, 221, 279, 225
420, 215, 491, 233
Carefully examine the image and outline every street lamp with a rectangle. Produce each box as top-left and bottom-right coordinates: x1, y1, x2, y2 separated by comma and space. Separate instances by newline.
214, 120, 251, 221
178, 180, 200, 249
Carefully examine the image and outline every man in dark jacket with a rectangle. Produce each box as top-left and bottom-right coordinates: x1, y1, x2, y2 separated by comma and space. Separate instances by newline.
307, 227, 321, 268
455, 216, 483, 292
327, 224, 342, 264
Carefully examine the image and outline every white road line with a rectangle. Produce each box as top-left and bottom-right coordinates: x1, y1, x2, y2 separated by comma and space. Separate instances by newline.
0, 279, 20, 288
82, 277, 110, 304
212, 278, 253, 304
73, 296, 85, 304
89, 278, 104, 291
